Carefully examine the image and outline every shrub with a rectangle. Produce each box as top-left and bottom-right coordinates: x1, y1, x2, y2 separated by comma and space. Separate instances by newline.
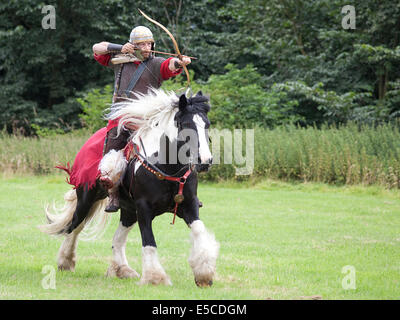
203, 64, 300, 128
77, 85, 113, 131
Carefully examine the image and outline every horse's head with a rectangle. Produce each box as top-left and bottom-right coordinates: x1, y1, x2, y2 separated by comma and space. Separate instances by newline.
174, 91, 212, 172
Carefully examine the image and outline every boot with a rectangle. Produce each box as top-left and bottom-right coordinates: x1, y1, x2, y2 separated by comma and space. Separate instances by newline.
99, 177, 120, 212
105, 189, 120, 213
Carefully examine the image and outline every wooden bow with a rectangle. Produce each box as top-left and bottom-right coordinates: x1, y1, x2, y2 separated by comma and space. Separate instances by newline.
139, 9, 191, 88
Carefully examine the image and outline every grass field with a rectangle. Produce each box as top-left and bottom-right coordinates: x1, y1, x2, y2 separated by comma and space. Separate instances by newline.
0, 175, 399, 300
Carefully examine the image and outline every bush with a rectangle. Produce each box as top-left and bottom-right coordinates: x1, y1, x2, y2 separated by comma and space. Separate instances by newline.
203, 64, 300, 128
77, 85, 113, 131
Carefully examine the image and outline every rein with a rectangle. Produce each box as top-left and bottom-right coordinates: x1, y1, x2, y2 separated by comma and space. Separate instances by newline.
124, 141, 193, 225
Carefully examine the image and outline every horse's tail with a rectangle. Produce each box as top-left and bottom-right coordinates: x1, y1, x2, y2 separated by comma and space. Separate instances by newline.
39, 189, 78, 236
79, 199, 110, 241
38, 189, 110, 241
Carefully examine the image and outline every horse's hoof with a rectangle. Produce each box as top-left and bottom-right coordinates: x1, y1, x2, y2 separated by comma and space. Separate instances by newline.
106, 262, 139, 279
139, 274, 172, 286
57, 262, 75, 272
195, 278, 213, 287
117, 265, 140, 279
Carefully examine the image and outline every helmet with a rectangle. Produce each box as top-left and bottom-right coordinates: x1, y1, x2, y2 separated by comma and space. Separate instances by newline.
129, 26, 154, 44
129, 26, 155, 59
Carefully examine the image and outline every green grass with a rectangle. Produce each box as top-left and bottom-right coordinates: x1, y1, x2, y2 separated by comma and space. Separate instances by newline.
0, 175, 399, 299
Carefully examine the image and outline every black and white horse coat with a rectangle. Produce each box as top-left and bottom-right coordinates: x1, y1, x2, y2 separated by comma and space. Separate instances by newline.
40, 89, 219, 287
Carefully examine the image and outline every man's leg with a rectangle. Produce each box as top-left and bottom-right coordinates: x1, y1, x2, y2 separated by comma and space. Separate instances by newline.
100, 127, 131, 212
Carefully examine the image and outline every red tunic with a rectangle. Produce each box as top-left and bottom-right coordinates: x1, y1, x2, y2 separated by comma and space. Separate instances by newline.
63, 127, 107, 189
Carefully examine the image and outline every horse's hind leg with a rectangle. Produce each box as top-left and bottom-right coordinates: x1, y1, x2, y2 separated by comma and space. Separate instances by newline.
106, 207, 140, 279
57, 184, 100, 271
57, 222, 84, 271
136, 199, 171, 286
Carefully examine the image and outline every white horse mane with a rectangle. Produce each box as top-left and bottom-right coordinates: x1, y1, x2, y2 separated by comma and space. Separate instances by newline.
107, 88, 180, 145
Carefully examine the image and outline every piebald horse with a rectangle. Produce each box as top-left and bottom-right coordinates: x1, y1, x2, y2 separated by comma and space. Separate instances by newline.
40, 89, 219, 287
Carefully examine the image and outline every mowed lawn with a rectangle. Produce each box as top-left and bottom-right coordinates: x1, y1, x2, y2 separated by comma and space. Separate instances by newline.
0, 175, 399, 300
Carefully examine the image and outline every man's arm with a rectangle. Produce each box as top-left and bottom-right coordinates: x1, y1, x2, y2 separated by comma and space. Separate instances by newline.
92, 42, 135, 55
92, 42, 110, 55
160, 56, 192, 80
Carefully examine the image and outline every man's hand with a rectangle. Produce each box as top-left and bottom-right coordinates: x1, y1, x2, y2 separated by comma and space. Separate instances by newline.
121, 42, 135, 54
178, 56, 191, 66
169, 56, 191, 71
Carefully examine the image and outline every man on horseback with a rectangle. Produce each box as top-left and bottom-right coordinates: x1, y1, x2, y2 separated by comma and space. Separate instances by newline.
92, 26, 191, 212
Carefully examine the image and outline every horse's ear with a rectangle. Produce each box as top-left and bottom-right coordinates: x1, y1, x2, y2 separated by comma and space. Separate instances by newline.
196, 91, 203, 96
179, 94, 187, 111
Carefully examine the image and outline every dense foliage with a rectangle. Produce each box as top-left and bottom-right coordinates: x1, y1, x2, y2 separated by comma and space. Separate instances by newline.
1, 1, 400, 134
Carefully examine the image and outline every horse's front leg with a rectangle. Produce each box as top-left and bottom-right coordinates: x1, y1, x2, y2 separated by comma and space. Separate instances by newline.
106, 208, 140, 279
136, 199, 172, 286
184, 197, 220, 287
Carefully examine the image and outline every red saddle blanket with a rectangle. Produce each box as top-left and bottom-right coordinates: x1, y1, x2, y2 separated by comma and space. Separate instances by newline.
57, 120, 135, 190
57, 127, 108, 190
